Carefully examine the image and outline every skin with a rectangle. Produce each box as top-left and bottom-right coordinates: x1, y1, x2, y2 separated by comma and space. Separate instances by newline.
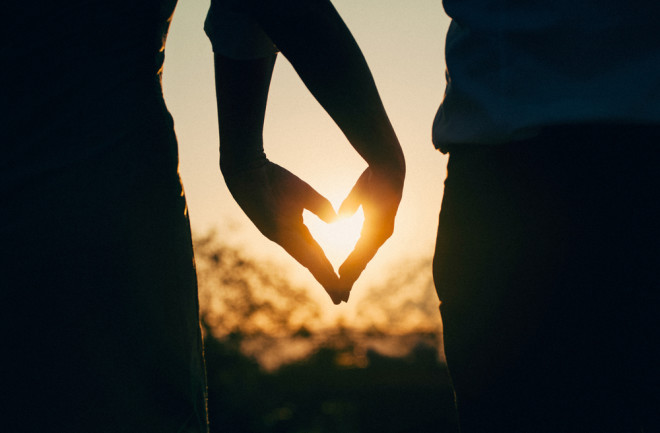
214, 0, 405, 304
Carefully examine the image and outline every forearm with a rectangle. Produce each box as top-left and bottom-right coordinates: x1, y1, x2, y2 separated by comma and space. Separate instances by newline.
214, 53, 277, 176
247, 0, 405, 175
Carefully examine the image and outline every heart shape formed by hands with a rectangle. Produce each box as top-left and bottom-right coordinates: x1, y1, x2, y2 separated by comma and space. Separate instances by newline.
225, 161, 401, 306
303, 207, 365, 271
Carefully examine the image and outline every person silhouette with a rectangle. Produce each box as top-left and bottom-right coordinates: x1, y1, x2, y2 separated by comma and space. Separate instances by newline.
1, 0, 403, 431
432, 1, 660, 432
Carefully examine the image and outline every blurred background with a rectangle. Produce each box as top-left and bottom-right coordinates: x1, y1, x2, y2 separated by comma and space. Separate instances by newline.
162, 1, 456, 431
194, 235, 458, 432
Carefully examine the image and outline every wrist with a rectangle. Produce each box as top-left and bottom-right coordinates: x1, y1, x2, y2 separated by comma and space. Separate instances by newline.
220, 151, 268, 178
366, 144, 405, 179
348, 123, 405, 176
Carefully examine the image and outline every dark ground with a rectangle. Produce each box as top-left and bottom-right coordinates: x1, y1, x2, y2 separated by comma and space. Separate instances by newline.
204, 331, 459, 433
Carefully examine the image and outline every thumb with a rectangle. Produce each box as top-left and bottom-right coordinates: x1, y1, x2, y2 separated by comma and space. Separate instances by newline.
302, 187, 337, 224
338, 169, 370, 217
281, 168, 337, 223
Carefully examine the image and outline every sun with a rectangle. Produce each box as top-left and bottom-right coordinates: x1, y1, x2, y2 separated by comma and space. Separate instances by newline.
303, 207, 365, 269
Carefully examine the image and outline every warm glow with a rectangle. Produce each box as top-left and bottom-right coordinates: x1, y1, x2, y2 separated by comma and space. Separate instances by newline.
164, 0, 451, 299
303, 208, 365, 269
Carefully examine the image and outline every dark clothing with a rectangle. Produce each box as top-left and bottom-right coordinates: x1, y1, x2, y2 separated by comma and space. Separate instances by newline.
433, 125, 658, 433
2, 1, 208, 431
434, 0, 660, 149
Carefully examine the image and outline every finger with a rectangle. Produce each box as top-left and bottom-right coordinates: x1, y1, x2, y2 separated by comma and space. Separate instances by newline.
336, 285, 352, 304
294, 178, 338, 224
333, 277, 353, 304
338, 238, 376, 288
338, 170, 369, 217
268, 163, 337, 223
278, 224, 345, 304
338, 227, 389, 288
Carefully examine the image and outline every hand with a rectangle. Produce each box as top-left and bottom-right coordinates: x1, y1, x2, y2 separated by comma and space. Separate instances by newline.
338, 165, 405, 292
224, 160, 348, 304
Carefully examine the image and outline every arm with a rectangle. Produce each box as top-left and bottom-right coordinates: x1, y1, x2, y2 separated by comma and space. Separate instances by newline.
246, 0, 406, 288
213, 53, 347, 304
210, 0, 405, 300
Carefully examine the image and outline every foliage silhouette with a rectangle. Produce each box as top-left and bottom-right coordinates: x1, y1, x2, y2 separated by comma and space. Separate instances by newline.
357, 258, 443, 334
193, 232, 458, 432
203, 323, 458, 433
195, 231, 322, 339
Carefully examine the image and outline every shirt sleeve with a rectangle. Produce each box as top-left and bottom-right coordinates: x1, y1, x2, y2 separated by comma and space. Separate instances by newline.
204, 0, 278, 59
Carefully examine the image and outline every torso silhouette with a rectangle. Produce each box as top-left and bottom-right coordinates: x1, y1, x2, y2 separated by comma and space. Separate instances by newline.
2, 2, 208, 431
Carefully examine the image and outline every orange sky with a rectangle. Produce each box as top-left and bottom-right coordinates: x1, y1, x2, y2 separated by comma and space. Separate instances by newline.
162, 0, 451, 319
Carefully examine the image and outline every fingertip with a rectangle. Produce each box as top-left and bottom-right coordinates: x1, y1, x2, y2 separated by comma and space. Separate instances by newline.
328, 288, 343, 305
326, 279, 352, 305
320, 202, 339, 224
295, 176, 337, 223
306, 195, 338, 224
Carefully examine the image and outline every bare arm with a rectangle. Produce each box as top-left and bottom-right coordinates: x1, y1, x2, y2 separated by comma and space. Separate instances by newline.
247, 0, 405, 287
214, 53, 348, 304
247, 0, 405, 174
216, 0, 405, 297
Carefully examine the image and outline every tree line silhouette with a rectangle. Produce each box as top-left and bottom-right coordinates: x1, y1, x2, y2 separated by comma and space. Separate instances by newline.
193, 232, 459, 432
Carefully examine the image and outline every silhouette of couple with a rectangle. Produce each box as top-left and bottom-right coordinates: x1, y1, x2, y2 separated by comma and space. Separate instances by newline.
3, 0, 657, 432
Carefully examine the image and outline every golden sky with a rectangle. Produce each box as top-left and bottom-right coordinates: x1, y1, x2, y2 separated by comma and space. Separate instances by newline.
162, 0, 452, 317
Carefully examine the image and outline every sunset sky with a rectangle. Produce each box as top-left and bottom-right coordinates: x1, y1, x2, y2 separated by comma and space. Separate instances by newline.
162, 0, 452, 318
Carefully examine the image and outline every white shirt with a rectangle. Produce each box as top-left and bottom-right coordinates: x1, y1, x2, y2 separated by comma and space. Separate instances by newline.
433, 0, 660, 152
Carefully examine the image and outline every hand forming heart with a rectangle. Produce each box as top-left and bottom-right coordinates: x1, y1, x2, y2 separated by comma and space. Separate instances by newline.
336, 166, 404, 289
224, 160, 403, 305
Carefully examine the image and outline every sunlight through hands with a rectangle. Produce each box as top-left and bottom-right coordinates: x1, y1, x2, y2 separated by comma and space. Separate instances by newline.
223, 161, 349, 304
303, 207, 364, 271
